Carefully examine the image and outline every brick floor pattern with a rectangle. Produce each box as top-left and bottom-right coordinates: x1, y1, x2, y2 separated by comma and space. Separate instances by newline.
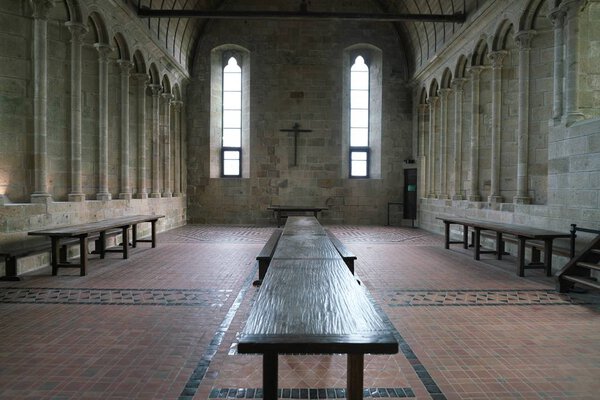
0, 224, 599, 400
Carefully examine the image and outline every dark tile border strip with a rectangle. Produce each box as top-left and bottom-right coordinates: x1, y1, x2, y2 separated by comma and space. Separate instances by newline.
362, 286, 447, 400
208, 387, 415, 399
178, 265, 257, 400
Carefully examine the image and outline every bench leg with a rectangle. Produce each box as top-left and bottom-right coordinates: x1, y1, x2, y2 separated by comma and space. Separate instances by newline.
0, 256, 21, 281
474, 228, 481, 260
132, 224, 138, 248
79, 236, 88, 276
347, 354, 364, 400
51, 237, 60, 276
496, 232, 503, 260
258, 260, 268, 281
544, 240, 553, 277
122, 226, 129, 259
263, 352, 278, 400
444, 222, 450, 249
462, 225, 469, 249
151, 220, 157, 248
517, 236, 526, 277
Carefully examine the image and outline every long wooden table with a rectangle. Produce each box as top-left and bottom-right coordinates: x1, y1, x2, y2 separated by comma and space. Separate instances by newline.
28, 214, 164, 276
267, 205, 327, 227
238, 217, 398, 400
437, 216, 571, 276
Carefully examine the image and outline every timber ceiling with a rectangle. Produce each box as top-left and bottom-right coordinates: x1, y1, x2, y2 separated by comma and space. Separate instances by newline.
131, 0, 489, 77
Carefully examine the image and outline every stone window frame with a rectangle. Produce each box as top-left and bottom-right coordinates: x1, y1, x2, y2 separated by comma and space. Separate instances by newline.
342, 45, 383, 179
210, 46, 251, 179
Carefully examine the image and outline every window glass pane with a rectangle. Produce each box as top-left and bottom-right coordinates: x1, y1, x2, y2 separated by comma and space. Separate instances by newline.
223, 73, 241, 91
351, 151, 368, 161
350, 128, 369, 147
223, 91, 241, 110
351, 90, 369, 109
351, 56, 368, 72
351, 71, 369, 90
223, 129, 241, 147
223, 159, 240, 176
224, 150, 240, 160
351, 160, 367, 177
223, 110, 241, 128
350, 109, 368, 128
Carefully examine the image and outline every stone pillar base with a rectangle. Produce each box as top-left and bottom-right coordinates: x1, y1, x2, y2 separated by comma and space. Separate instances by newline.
437, 194, 449, 200
564, 112, 585, 127
137, 192, 149, 199
1, 194, 11, 205
96, 193, 112, 201
452, 194, 464, 200
162, 191, 172, 198
468, 195, 481, 202
119, 193, 133, 200
428, 193, 436, 198
174, 192, 182, 197
513, 195, 531, 205
30, 193, 52, 203
149, 192, 161, 198
68, 193, 86, 202
488, 195, 503, 203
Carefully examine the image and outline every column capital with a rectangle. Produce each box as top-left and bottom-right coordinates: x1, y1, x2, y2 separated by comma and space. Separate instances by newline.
94, 43, 112, 60
439, 88, 452, 99
515, 30, 536, 50
117, 59, 134, 73
488, 50, 508, 68
560, 0, 585, 16
148, 83, 162, 96
65, 21, 87, 38
418, 103, 429, 112
451, 78, 467, 92
548, 8, 566, 26
171, 100, 183, 110
30, 0, 54, 19
132, 73, 149, 84
427, 95, 439, 107
467, 65, 484, 78
161, 92, 174, 101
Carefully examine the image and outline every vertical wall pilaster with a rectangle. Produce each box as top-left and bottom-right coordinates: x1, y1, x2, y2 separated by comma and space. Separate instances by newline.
468, 66, 483, 202
149, 84, 162, 198
134, 74, 149, 199
451, 79, 466, 200
418, 103, 428, 199
66, 22, 87, 202
549, 9, 565, 123
30, 0, 54, 203
172, 100, 183, 197
438, 89, 451, 199
427, 96, 439, 198
514, 31, 535, 204
118, 61, 133, 200
95, 43, 112, 201
161, 93, 174, 198
563, 0, 585, 125
488, 50, 507, 203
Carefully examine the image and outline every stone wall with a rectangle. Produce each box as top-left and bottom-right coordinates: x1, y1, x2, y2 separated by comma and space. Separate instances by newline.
186, 0, 413, 225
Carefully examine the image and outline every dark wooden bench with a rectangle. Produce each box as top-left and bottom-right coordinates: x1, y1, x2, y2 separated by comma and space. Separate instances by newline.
325, 229, 356, 274
239, 216, 398, 400
27, 214, 164, 276
437, 216, 571, 277
267, 205, 327, 227
256, 228, 283, 281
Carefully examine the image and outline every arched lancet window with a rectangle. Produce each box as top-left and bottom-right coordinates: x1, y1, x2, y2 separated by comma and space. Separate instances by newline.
222, 56, 242, 176
350, 55, 369, 177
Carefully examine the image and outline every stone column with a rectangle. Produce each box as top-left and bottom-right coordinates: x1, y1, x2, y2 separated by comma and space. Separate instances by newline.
171, 100, 183, 197
563, 0, 585, 125
133, 74, 149, 199
94, 44, 111, 201
488, 50, 507, 203
30, 0, 54, 203
118, 60, 133, 200
549, 9, 565, 123
451, 79, 466, 200
161, 93, 173, 198
468, 66, 483, 202
427, 96, 439, 198
149, 84, 162, 198
66, 21, 87, 202
514, 31, 535, 204
418, 103, 428, 199
438, 89, 451, 199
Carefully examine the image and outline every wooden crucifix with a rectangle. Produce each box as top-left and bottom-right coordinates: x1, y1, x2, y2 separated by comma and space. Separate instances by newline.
279, 122, 312, 166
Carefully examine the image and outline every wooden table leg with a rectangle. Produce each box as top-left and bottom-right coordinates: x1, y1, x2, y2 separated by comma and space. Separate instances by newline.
79, 235, 88, 276
444, 222, 450, 249
496, 232, 503, 260
544, 239, 553, 277
347, 353, 364, 400
474, 228, 481, 260
151, 220, 157, 248
99, 231, 106, 259
121, 226, 129, 259
51, 237, 60, 276
517, 236, 526, 277
132, 224, 138, 248
263, 352, 278, 400
462, 225, 469, 249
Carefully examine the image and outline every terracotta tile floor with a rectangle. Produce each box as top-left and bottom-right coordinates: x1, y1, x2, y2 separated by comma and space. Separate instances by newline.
1, 224, 599, 400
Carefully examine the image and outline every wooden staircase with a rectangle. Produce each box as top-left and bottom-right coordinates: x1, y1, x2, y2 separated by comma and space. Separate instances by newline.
556, 235, 600, 293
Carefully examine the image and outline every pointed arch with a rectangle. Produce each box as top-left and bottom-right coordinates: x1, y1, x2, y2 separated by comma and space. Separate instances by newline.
149, 63, 160, 85
429, 79, 439, 98
493, 19, 514, 51
113, 32, 131, 61
87, 11, 109, 45
454, 54, 468, 78
419, 86, 428, 105
64, 0, 85, 23
441, 68, 453, 89
161, 75, 172, 95
133, 50, 147, 74
470, 39, 489, 66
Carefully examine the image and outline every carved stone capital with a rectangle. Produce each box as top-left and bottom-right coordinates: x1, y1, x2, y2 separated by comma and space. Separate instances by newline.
148, 83, 162, 97
467, 65, 484, 79
451, 78, 467, 92
418, 103, 429, 112
548, 8, 566, 27
65, 22, 87, 41
30, 0, 54, 19
117, 60, 134, 73
171, 100, 183, 110
514, 30, 536, 50
94, 43, 112, 61
133, 73, 150, 84
161, 92, 174, 101
488, 50, 508, 68
427, 95, 439, 107
439, 88, 452, 100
